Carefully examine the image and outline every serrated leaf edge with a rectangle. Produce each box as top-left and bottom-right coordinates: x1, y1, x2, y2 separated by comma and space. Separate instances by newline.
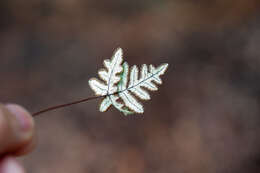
89, 48, 168, 115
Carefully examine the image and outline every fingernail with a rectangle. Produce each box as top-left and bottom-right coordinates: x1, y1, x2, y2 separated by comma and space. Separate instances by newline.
0, 157, 25, 173
5, 104, 33, 132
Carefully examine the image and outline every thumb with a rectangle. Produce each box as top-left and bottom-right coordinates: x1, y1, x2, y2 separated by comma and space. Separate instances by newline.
0, 104, 35, 155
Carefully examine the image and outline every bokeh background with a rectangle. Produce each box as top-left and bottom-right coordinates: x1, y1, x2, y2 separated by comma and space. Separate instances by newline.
1, 0, 260, 172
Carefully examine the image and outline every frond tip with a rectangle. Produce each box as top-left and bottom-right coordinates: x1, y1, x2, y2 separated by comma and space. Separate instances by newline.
89, 48, 168, 115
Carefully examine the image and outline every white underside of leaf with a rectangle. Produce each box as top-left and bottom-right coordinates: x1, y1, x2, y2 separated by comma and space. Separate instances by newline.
89, 48, 168, 115
117, 62, 168, 114
99, 95, 123, 112
89, 79, 107, 96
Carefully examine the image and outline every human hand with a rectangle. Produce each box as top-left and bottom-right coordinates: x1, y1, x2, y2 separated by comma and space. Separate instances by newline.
0, 104, 35, 173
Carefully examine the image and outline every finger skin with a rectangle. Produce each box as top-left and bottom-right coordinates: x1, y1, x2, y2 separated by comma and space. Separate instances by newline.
13, 132, 36, 156
0, 157, 25, 173
0, 104, 35, 155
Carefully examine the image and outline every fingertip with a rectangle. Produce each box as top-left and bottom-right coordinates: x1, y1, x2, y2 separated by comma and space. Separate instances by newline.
5, 104, 34, 133
0, 104, 35, 155
5, 104, 35, 152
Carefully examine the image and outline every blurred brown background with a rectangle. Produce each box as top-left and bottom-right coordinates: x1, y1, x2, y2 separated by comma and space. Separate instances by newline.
1, 0, 260, 172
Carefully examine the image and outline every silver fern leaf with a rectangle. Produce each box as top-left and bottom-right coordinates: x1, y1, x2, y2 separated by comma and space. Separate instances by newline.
89, 48, 168, 115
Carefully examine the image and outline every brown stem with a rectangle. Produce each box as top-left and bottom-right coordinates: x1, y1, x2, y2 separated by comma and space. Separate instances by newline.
32, 95, 105, 117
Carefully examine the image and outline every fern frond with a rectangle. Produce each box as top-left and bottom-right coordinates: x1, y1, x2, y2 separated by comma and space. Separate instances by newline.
89, 48, 124, 113
117, 62, 168, 114
89, 48, 168, 115
89, 48, 123, 96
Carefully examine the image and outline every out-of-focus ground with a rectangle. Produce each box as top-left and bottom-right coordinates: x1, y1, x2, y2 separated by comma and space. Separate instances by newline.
1, 0, 260, 172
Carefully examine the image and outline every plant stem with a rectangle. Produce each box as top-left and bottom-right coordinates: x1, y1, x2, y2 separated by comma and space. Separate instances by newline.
32, 95, 105, 117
